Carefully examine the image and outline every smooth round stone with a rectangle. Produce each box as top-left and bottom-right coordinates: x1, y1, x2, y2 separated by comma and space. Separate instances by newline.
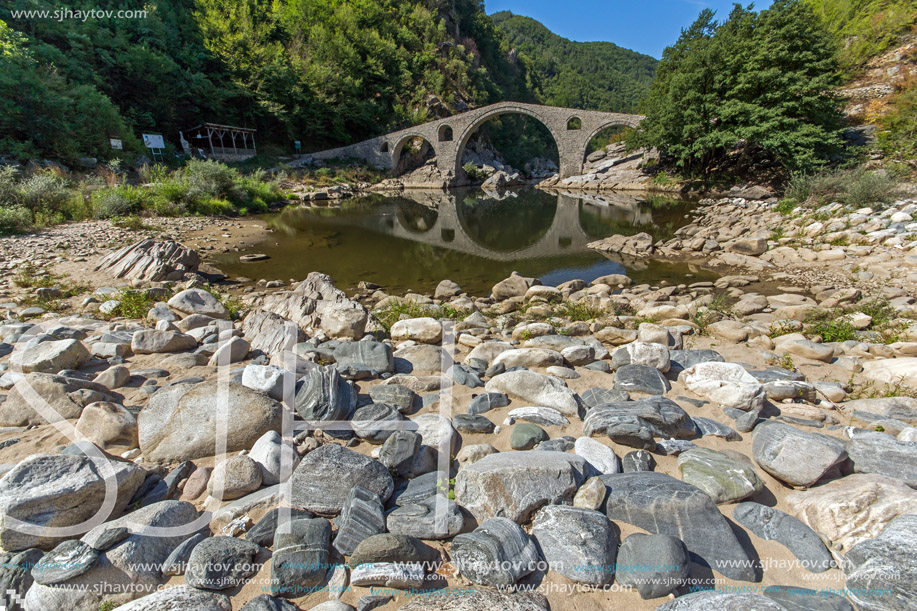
677, 448, 763, 504
453, 414, 496, 434
510, 422, 548, 450
207, 454, 263, 500
616, 533, 689, 598
185, 536, 262, 590
535, 436, 575, 452
622, 450, 655, 473
352, 403, 403, 444
387, 496, 465, 540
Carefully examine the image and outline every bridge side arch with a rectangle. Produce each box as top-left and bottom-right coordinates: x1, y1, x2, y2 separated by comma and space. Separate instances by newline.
392, 132, 437, 176
581, 116, 643, 162
452, 106, 564, 178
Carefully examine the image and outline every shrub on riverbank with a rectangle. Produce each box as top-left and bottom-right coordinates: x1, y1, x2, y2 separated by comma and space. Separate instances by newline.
0, 161, 284, 232
783, 167, 902, 208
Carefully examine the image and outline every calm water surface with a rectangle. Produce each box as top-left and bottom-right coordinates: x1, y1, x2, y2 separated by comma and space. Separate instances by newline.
217, 188, 718, 295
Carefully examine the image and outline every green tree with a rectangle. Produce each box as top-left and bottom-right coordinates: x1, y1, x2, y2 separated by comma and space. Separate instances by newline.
633, 0, 845, 177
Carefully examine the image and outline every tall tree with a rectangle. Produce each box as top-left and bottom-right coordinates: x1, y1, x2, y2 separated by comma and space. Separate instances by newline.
633, 0, 845, 176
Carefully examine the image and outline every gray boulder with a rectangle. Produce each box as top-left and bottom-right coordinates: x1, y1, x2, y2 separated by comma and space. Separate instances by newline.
131, 330, 197, 354
451, 517, 541, 587
290, 444, 394, 515
844, 514, 917, 611
138, 381, 283, 462
0, 373, 117, 426
294, 365, 356, 423
677, 448, 763, 504
333, 486, 385, 556
733, 502, 834, 573
0, 453, 144, 551
270, 518, 331, 596
846, 431, 917, 486
615, 533, 689, 598
531, 505, 617, 586
454, 451, 589, 523
14, 339, 90, 373
584, 397, 695, 450
601, 472, 756, 581
334, 341, 394, 375
752, 422, 847, 487
185, 536, 262, 590
612, 364, 671, 395
386, 496, 465, 540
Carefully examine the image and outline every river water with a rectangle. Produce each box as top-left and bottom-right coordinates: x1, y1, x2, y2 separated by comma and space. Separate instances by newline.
217, 188, 718, 295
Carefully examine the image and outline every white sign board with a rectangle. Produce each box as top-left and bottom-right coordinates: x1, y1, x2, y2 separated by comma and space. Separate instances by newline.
142, 134, 165, 149
110, 139, 123, 150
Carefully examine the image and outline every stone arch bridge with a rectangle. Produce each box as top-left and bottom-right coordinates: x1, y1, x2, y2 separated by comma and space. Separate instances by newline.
310, 102, 643, 180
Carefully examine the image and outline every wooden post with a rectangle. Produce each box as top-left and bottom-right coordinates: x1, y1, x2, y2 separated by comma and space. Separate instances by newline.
207, 127, 214, 156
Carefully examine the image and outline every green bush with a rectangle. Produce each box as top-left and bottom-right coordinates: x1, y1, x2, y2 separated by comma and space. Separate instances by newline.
17, 172, 72, 222
0, 206, 32, 234
785, 167, 901, 208
92, 186, 148, 218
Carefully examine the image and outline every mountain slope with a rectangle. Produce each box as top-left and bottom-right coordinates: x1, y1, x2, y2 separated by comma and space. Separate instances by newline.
491, 11, 657, 113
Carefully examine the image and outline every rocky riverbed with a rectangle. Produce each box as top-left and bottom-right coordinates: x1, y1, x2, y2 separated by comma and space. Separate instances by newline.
0, 196, 915, 611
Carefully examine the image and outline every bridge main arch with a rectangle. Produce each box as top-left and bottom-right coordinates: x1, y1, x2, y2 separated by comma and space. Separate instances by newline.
450, 104, 565, 179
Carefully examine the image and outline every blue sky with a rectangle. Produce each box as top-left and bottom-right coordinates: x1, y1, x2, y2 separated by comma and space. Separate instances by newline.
486, 0, 774, 59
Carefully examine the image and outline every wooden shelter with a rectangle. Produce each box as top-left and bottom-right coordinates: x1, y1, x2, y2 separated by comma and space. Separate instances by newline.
184, 123, 257, 161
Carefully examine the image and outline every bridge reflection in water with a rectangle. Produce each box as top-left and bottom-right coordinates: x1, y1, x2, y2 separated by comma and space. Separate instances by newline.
223, 189, 711, 294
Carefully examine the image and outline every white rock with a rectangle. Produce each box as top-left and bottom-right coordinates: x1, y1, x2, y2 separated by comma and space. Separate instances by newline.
574, 437, 621, 474
680, 362, 765, 411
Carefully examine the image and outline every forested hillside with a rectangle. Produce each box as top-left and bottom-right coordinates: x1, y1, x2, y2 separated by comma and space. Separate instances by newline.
0, 0, 533, 161
491, 11, 657, 113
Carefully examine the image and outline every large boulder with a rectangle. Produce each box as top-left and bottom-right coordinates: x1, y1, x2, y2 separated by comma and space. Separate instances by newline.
258, 272, 370, 339
732, 502, 834, 573
677, 448, 763, 504
583, 397, 696, 450
242, 308, 305, 356
290, 444, 394, 515
23, 500, 201, 610
293, 365, 356, 423
333, 341, 394, 375
846, 431, 917, 486
107, 585, 230, 611
451, 517, 541, 587
94, 239, 200, 282
454, 451, 589, 523
138, 381, 283, 462
0, 453, 145, 551
752, 421, 847, 487
531, 505, 617, 586
601, 472, 756, 581
131, 330, 197, 354
786, 473, 917, 555
168, 288, 229, 319
844, 514, 917, 611
0, 373, 117, 426
484, 370, 581, 416
13, 339, 90, 373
